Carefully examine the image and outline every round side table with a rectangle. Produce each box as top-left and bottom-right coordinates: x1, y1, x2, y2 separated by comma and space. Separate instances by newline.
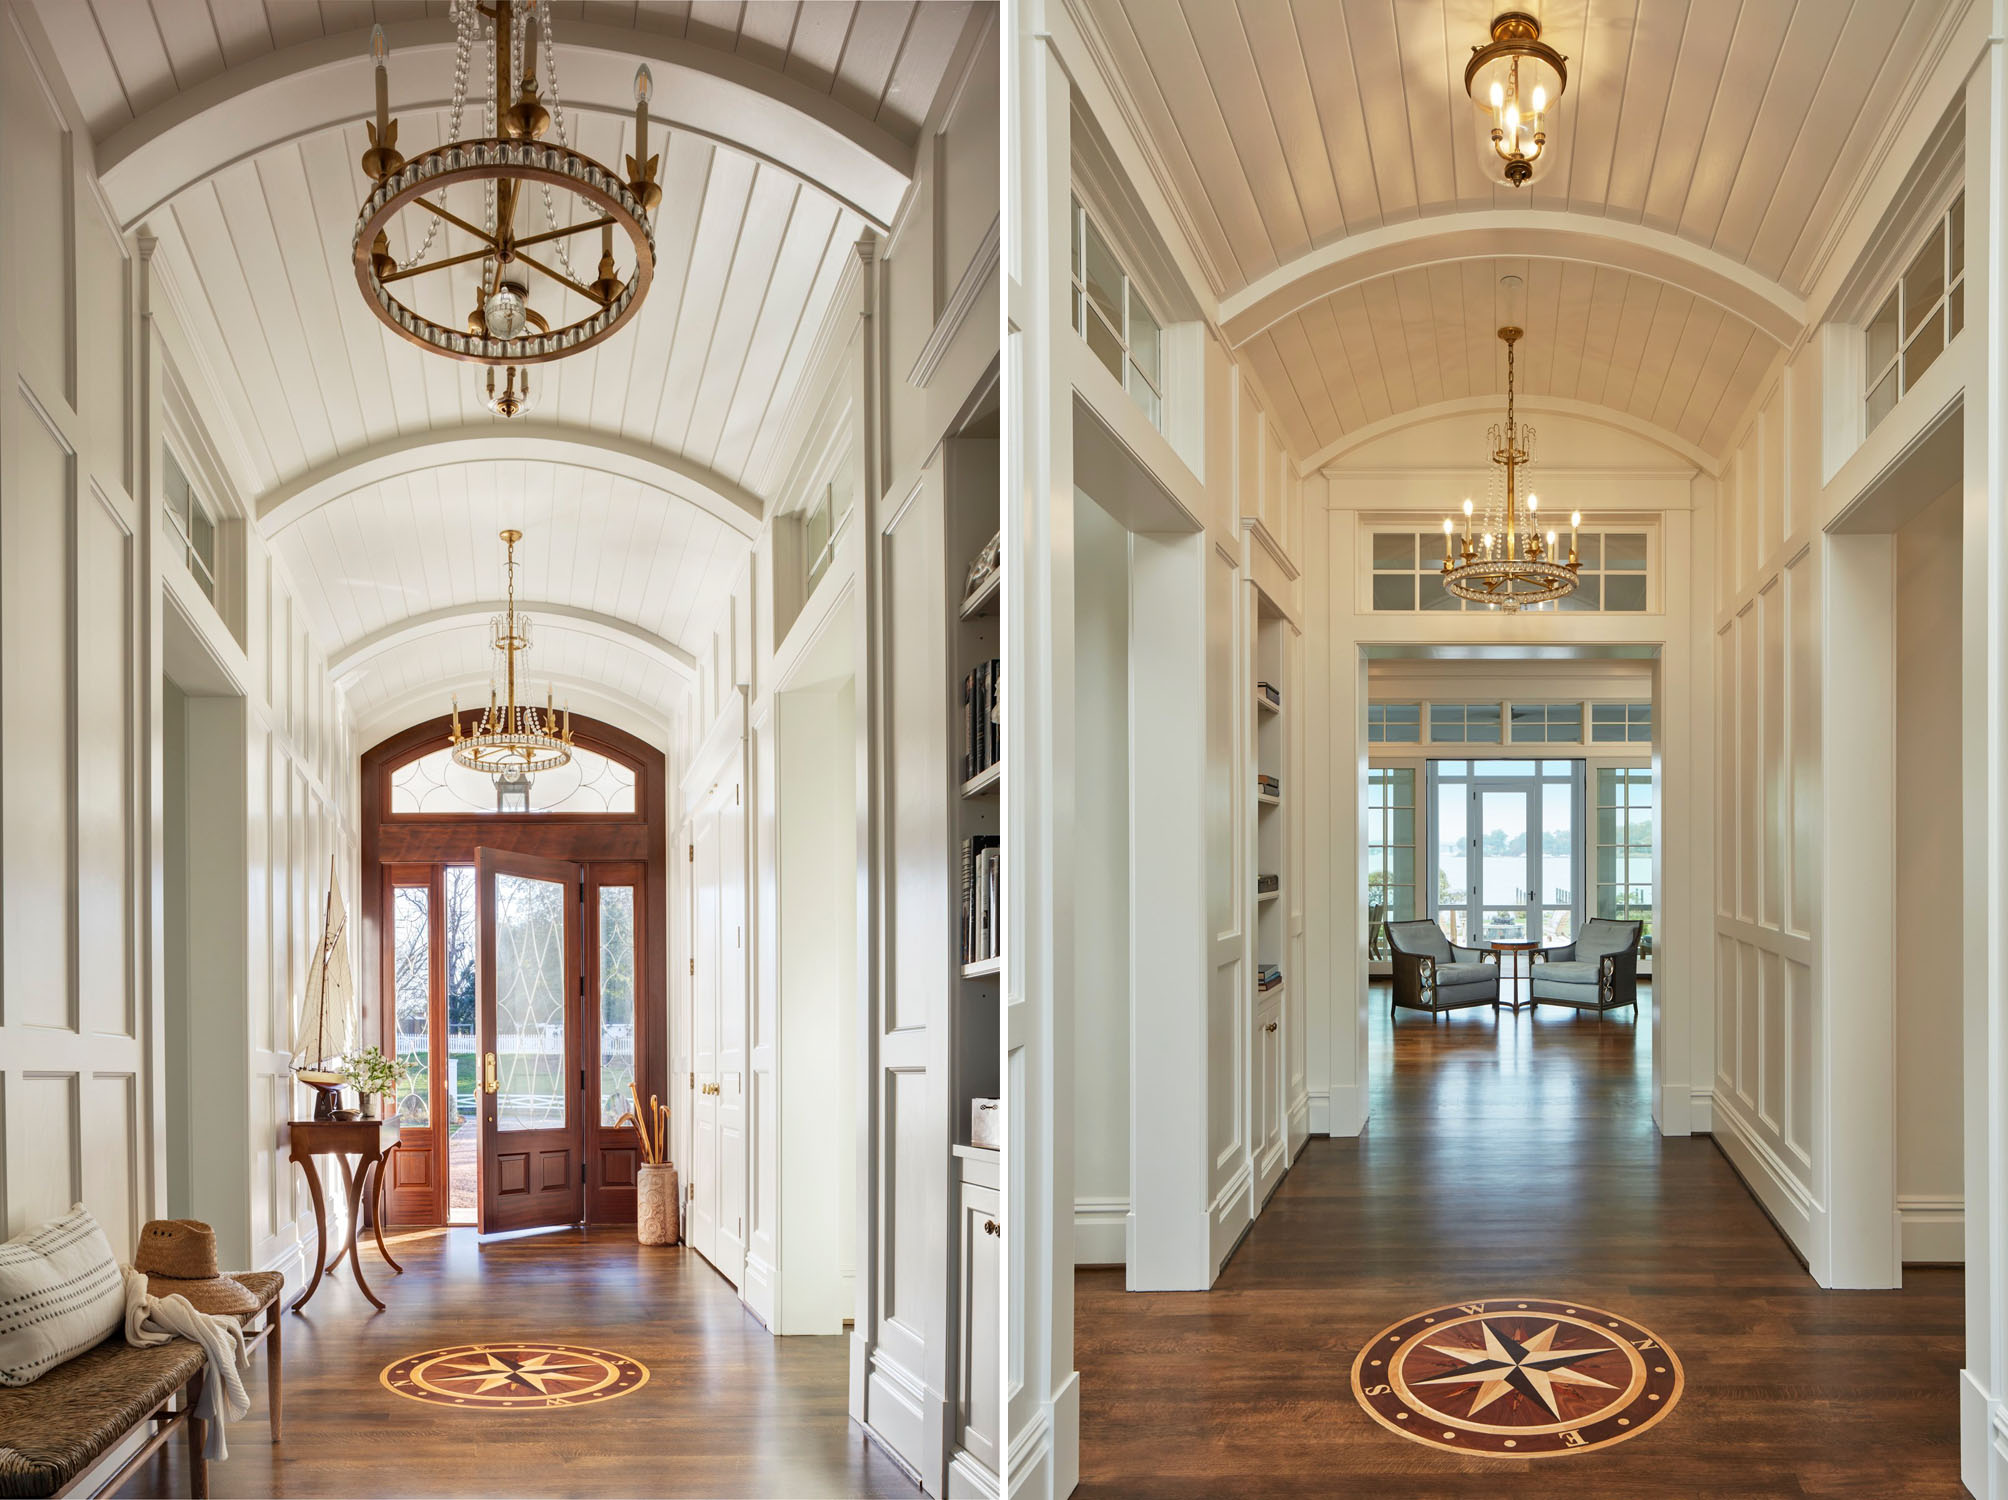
1490, 939, 1541, 1011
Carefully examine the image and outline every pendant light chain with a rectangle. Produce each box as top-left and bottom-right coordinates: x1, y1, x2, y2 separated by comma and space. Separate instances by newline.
537, 6, 584, 282
401, 0, 480, 270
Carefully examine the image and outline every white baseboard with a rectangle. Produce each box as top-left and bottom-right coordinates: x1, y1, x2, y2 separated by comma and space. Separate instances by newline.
1898, 1196, 1965, 1264
1073, 1196, 1128, 1266
1307, 1089, 1330, 1136
1006, 1370, 1079, 1500
1325, 1081, 1365, 1137
1688, 1086, 1714, 1135
947, 1448, 1001, 1499
1207, 1163, 1253, 1280
1962, 1366, 1992, 1496
1711, 1092, 1816, 1264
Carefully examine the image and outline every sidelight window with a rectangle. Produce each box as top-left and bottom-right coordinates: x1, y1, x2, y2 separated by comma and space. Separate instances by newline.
598, 886, 637, 1126
392, 884, 431, 1126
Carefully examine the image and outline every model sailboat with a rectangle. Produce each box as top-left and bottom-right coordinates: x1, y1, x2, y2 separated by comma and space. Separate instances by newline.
292, 857, 357, 1121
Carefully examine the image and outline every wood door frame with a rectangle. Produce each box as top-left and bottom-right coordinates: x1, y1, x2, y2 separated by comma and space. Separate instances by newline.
360, 714, 668, 1226
476, 846, 586, 1234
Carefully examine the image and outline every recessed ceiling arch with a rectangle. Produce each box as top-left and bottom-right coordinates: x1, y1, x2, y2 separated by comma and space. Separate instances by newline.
1238, 254, 1781, 463
1219, 211, 1808, 351
1305, 395, 1718, 478
97, 18, 914, 233
331, 600, 697, 684
256, 423, 764, 538
354, 674, 676, 756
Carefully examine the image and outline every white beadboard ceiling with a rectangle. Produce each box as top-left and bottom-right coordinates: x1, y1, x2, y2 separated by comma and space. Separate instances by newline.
1240, 257, 1776, 462
1078, 0, 1961, 461
35, 0, 976, 733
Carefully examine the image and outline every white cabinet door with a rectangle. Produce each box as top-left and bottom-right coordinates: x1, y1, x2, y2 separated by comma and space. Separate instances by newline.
954, 1172, 1002, 1485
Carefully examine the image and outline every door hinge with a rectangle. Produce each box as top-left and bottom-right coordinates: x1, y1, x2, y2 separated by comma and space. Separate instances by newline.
735, 783, 740, 806
689, 1071, 695, 1088
581, 1162, 586, 1185
689, 956, 696, 976
687, 1182, 694, 1201
688, 844, 694, 862
580, 1068, 586, 1092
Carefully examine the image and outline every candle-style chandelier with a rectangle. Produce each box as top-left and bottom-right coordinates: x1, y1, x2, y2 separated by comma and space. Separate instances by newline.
450, 529, 574, 782
1465, 12, 1567, 188
353, 0, 660, 420
1439, 320, 1581, 612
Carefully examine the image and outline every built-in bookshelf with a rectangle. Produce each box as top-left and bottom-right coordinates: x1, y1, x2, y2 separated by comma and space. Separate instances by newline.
1250, 593, 1290, 1204
950, 464, 1002, 1154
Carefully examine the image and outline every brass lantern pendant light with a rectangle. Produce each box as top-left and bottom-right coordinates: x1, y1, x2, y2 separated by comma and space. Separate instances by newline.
1466, 12, 1567, 188
450, 529, 574, 782
1438, 313, 1582, 613
354, 1, 659, 418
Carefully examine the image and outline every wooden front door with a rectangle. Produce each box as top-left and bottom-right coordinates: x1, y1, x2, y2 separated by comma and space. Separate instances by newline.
476, 848, 585, 1234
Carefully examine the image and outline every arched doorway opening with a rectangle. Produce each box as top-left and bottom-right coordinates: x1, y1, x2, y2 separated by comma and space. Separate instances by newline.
359, 714, 668, 1230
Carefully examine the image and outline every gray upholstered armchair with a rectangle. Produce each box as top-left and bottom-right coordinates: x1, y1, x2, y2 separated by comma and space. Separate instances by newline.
1382, 919, 1499, 1020
1531, 918, 1643, 1017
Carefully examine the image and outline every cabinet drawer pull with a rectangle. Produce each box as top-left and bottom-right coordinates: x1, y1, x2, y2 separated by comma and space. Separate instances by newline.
982, 1219, 1001, 1237
1264, 1020, 1278, 1033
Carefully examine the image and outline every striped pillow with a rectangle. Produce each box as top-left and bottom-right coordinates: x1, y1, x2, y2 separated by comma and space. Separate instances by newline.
0, 1205, 125, 1386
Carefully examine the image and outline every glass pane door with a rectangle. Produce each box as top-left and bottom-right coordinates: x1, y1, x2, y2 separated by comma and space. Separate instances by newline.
1477, 786, 1535, 942
476, 847, 584, 1234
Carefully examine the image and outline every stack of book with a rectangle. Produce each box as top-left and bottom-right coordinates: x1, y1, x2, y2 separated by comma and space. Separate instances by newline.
963, 657, 1001, 781
1257, 964, 1282, 993
1257, 680, 1280, 709
1256, 873, 1279, 894
1257, 773, 1281, 800
962, 834, 1001, 964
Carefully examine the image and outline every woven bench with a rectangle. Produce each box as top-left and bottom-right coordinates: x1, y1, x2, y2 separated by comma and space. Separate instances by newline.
0, 1270, 283, 1499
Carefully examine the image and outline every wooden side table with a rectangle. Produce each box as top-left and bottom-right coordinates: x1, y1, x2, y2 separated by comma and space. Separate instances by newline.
287, 1118, 402, 1313
1490, 939, 1541, 1011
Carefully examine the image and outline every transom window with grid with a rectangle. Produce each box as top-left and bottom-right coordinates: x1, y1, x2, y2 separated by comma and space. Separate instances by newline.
163, 447, 217, 603
1070, 197, 1163, 429
1368, 529, 1648, 611
1866, 194, 1963, 434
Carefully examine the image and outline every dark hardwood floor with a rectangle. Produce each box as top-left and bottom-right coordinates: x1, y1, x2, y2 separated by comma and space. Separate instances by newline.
117, 1228, 916, 1499
1076, 985, 1967, 1498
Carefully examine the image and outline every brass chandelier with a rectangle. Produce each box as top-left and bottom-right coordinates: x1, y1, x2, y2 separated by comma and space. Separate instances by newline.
354, 0, 659, 419
450, 529, 574, 781
1439, 321, 1581, 612
1465, 12, 1567, 188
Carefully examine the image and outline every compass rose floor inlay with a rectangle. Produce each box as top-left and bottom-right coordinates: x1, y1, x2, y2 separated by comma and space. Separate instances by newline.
1351, 1299, 1682, 1457
381, 1342, 649, 1409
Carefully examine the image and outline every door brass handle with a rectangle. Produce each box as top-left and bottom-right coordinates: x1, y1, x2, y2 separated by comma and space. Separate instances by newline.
484, 1052, 498, 1093
983, 1219, 1001, 1237
702, 1082, 720, 1096
1265, 1020, 1278, 1033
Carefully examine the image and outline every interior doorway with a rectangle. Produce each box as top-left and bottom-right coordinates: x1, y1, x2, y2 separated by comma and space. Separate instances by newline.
362, 716, 667, 1232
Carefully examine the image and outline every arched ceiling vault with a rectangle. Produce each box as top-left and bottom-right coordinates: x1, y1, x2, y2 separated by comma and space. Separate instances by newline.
95, 19, 915, 232
257, 423, 764, 538
1306, 395, 1720, 478
330, 601, 696, 683
1240, 255, 1782, 468
1219, 212, 1808, 351
31, 0, 986, 736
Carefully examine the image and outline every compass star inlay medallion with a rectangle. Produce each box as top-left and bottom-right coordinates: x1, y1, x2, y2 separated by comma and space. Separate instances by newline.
1351, 1299, 1682, 1457
381, 1342, 649, 1410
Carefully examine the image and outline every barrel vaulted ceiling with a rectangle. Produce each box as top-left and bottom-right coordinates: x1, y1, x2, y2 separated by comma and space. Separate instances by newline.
36, 0, 979, 736
1075, 0, 1965, 465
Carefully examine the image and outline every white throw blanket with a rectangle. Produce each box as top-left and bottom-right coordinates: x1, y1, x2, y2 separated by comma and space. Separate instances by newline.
118, 1267, 250, 1460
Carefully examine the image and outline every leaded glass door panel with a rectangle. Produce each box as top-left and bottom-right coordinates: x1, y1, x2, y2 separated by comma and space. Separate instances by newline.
475, 848, 584, 1233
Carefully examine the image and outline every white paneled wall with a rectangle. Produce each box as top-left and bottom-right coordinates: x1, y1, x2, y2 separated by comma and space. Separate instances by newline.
0, 2, 355, 1281
1, 4, 147, 1250
1710, 365, 1823, 1258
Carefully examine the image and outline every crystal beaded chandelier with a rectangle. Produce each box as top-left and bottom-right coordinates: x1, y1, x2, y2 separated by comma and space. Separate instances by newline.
450, 530, 574, 779
1438, 317, 1581, 612
354, 1, 659, 418
1465, 12, 1567, 188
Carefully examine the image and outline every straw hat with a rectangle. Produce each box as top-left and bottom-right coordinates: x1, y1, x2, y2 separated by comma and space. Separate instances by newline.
133, 1220, 262, 1318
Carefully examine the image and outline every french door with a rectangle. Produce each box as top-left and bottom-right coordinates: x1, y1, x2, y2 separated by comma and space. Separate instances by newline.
1431, 760, 1581, 947
685, 772, 746, 1285
476, 849, 585, 1234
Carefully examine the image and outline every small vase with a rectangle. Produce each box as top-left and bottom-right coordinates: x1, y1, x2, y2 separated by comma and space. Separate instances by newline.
637, 1163, 678, 1246
358, 1091, 377, 1120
